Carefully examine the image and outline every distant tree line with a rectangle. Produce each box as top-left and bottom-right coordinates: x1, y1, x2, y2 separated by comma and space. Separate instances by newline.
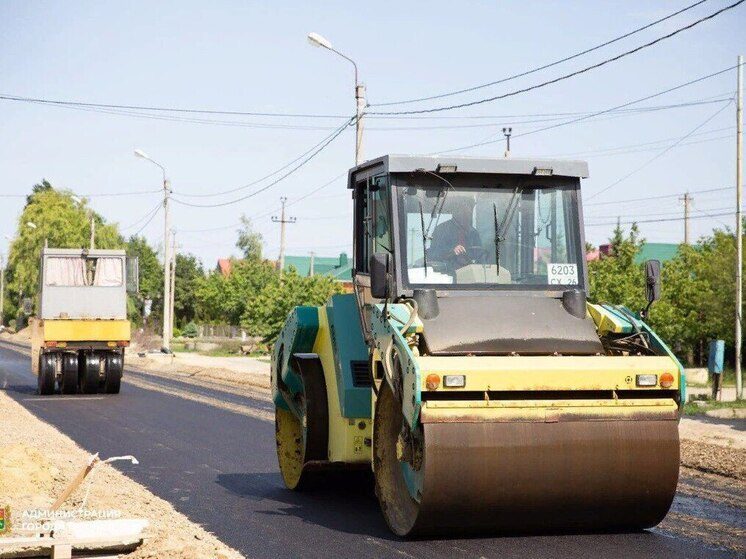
3, 182, 342, 343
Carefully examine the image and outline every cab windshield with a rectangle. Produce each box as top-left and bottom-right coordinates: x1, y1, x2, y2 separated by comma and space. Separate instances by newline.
396, 176, 583, 288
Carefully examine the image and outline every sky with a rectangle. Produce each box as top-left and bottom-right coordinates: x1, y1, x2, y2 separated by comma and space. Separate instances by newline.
1, 0, 744, 267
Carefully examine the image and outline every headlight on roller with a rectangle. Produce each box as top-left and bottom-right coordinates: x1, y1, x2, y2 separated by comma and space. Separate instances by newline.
636, 374, 657, 387
443, 374, 466, 388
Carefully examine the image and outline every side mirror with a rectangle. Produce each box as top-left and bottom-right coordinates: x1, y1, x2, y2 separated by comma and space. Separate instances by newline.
126, 257, 139, 294
642, 259, 661, 318
369, 253, 391, 299
645, 259, 661, 304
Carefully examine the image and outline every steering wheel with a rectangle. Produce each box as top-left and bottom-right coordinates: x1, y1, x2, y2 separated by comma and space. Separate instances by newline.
449, 245, 486, 266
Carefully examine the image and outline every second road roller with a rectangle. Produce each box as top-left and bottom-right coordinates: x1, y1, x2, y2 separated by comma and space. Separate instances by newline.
271, 155, 683, 535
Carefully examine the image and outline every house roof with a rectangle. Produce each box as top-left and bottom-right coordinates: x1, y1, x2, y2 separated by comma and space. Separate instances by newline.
634, 243, 680, 264
283, 253, 352, 281
216, 258, 232, 277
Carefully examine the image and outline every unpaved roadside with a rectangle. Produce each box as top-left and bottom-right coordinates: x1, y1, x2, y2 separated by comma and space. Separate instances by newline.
0, 390, 244, 559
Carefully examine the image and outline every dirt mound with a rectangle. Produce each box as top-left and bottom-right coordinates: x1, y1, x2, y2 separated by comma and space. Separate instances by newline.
0, 443, 59, 511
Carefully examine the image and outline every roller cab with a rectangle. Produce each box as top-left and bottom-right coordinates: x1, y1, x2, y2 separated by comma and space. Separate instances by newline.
272, 155, 683, 536
31, 247, 138, 395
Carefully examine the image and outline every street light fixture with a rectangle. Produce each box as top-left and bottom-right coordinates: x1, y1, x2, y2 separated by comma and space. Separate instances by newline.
26, 222, 37, 229
134, 148, 172, 352
307, 31, 365, 165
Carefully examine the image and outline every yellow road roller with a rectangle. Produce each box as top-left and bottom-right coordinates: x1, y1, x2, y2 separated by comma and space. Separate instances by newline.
272, 155, 682, 535
30, 247, 138, 395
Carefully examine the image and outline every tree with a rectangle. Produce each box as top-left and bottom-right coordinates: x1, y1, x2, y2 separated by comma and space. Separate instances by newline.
587, 223, 646, 312
173, 253, 204, 326
6, 185, 123, 319
241, 269, 344, 342
194, 258, 276, 324
235, 215, 263, 261
126, 235, 163, 326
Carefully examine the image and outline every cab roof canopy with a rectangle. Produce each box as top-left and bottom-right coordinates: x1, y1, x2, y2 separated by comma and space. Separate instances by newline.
347, 155, 588, 188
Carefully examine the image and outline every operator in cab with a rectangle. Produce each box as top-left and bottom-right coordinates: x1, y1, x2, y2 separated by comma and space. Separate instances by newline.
428, 195, 483, 269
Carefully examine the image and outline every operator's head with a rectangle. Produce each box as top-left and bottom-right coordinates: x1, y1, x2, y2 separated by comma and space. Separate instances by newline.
450, 195, 475, 226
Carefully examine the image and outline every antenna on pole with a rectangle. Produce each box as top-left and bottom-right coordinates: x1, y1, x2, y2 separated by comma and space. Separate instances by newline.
272, 197, 296, 277
503, 127, 512, 158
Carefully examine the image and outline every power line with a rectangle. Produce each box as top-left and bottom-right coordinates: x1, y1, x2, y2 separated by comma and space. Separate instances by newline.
436, 65, 740, 154
369, 1, 744, 116
585, 98, 734, 200
586, 210, 731, 226
547, 125, 733, 158
121, 201, 162, 235
171, 117, 354, 208
584, 186, 730, 206
0, 94, 351, 119
371, 0, 711, 107
0, 188, 161, 198
587, 204, 730, 219
175, 122, 352, 198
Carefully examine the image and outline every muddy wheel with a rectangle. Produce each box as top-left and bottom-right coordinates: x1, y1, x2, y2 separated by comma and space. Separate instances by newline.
38, 353, 56, 395
104, 353, 123, 394
373, 382, 421, 536
80, 353, 100, 394
60, 353, 79, 394
275, 356, 328, 490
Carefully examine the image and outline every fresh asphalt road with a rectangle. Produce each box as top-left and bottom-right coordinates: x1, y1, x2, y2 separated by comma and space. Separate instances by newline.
0, 343, 737, 559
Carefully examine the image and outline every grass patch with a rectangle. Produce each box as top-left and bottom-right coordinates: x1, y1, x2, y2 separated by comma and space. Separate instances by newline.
683, 398, 746, 416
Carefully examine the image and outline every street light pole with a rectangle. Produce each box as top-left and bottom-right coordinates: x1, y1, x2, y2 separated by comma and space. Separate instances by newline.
308, 32, 365, 165
134, 149, 172, 352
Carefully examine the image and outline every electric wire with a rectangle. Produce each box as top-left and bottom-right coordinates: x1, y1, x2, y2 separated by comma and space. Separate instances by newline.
175, 122, 352, 198
585, 210, 731, 226
435, 65, 740, 154
171, 116, 355, 208
584, 186, 731, 206
585, 98, 734, 200
369, 1, 744, 115
371, 0, 711, 107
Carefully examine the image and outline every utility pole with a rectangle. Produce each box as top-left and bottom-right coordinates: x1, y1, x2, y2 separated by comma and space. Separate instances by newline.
134, 149, 171, 352
503, 127, 512, 158
680, 192, 692, 245
309, 251, 315, 276
163, 177, 172, 352
169, 229, 176, 342
272, 197, 296, 276
736, 54, 744, 400
355, 83, 366, 165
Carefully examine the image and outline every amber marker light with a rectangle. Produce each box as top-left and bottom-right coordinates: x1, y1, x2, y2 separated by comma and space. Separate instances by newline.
660, 372, 675, 388
426, 374, 440, 390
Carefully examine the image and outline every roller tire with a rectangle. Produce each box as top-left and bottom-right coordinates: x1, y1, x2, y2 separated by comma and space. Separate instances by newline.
104, 353, 123, 394
79, 353, 101, 394
60, 354, 79, 394
38, 353, 56, 395
275, 355, 329, 490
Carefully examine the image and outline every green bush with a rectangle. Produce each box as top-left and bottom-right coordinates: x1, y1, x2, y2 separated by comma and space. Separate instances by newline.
182, 322, 199, 338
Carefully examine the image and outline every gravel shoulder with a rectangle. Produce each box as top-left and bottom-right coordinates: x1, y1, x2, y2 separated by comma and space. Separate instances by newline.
0, 389, 245, 559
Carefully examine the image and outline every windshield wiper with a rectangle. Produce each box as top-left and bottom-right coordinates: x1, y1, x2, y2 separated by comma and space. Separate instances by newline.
419, 200, 428, 276
415, 168, 455, 239
493, 187, 522, 273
